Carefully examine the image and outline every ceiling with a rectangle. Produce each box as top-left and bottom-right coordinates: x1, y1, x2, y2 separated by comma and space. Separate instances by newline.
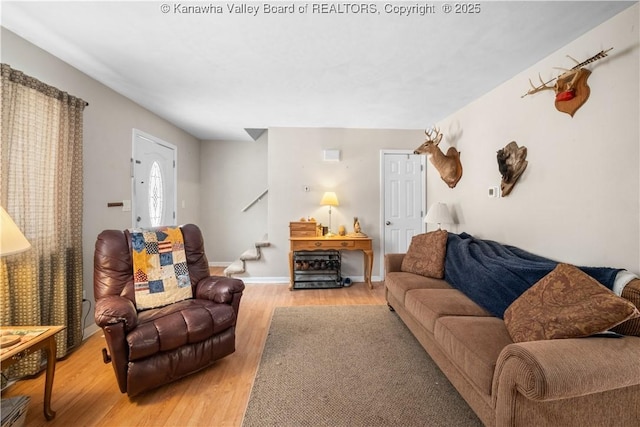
1, 1, 634, 141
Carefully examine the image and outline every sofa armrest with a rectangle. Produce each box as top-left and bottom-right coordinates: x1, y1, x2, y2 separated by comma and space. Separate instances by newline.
492, 336, 640, 404
196, 275, 245, 304
384, 253, 405, 275
94, 295, 138, 331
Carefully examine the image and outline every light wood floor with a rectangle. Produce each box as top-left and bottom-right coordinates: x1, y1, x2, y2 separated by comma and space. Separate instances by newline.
2, 271, 386, 427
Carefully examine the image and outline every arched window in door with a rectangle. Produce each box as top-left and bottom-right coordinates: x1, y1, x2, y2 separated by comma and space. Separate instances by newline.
148, 161, 164, 226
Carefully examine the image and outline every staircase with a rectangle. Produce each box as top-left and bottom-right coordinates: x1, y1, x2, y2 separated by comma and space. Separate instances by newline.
224, 236, 270, 277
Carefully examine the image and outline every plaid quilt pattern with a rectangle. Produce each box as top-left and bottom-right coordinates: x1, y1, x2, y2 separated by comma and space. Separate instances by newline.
131, 226, 193, 310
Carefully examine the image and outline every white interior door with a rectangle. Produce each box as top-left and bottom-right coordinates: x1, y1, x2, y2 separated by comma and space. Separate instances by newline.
132, 129, 177, 228
381, 151, 425, 269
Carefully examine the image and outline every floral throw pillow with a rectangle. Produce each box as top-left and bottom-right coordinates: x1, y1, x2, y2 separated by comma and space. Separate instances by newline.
504, 263, 640, 343
400, 230, 448, 279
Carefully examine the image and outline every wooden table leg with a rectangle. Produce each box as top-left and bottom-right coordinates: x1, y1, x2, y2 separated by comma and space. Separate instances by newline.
364, 250, 374, 289
288, 250, 294, 290
43, 335, 57, 420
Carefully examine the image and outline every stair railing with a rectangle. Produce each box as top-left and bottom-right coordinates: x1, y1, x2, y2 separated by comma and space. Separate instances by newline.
241, 188, 268, 212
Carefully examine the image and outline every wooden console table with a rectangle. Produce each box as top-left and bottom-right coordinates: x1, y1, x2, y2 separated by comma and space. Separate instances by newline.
1, 325, 65, 420
289, 236, 374, 289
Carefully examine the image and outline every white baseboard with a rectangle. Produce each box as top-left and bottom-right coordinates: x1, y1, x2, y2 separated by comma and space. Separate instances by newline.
209, 262, 232, 267
238, 275, 383, 284
83, 324, 101, 340
240, 276, 290, 284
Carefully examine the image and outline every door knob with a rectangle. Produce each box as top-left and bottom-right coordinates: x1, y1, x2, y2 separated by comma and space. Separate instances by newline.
136, 216, 141, 222
385, 221, 391, 225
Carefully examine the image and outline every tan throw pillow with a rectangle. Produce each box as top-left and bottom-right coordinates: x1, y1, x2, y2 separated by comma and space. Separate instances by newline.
504, 263, 640, 343
400, 230, 448, 279
612, 278, 640, 336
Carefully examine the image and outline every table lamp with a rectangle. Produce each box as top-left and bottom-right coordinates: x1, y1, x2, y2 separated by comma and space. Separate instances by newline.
1, 206, 31, 347
424, 202, 453, 230
320, 192, 339, 237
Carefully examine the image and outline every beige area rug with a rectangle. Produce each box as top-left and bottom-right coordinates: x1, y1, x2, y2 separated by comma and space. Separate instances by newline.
242, 305, 483, 427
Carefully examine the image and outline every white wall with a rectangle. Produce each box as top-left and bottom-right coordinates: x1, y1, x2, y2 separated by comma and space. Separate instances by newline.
428, 5, 639, 273
199, 134, 268, 263
1, 28, 202, 334
247, 127, 424, 281
236, 5, 639, 281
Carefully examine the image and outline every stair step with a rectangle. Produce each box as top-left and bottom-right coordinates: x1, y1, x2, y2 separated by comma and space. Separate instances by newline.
240, 248, 260, 261
224, 259, 245, 277
225, 236, 270, 277
255, 234, 270, 248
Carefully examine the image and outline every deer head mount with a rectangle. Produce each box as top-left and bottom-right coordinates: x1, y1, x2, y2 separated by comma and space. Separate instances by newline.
497, 141, 527, 197
522, 48, 613, 117
414, 127, 463, 189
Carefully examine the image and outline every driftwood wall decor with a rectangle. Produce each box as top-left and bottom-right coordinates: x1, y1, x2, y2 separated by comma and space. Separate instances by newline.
414, 127, 463, 188
497, 141, 527, 197
522, 48, 612, 117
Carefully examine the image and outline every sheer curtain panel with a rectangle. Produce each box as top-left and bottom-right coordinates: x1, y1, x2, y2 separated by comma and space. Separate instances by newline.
1, 63, 86, 379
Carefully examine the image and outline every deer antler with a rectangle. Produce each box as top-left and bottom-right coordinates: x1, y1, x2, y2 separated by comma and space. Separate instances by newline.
525, 74, 556, 97
425, 126, 441, 142
522, 48, 613, 99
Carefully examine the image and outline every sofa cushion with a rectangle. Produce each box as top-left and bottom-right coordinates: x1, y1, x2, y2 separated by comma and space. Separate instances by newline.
401, 230, 448, 278
434, 316, 513, 396
504, 263, 640, 343
385, 271, 451, 306
405, 289, 492, 333
612, 278, 640, 336
128, 299, 236, 361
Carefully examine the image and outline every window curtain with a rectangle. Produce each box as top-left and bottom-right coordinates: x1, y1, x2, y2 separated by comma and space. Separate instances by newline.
0, 63, 86, 379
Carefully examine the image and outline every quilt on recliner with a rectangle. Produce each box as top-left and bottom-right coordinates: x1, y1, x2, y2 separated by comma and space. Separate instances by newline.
131, 226, 192, 310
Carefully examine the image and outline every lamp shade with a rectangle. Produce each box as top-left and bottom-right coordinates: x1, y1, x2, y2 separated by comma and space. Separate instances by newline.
320, 192, 339, 207
0, 207, 31, 256
424, 202, 453, 227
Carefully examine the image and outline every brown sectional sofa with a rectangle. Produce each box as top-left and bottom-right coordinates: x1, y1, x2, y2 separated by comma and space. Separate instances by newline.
385, 252, 640, 427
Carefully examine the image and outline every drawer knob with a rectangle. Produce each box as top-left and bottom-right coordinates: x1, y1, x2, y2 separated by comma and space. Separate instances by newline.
314, 242, 322, 247
341, 242, 348, 246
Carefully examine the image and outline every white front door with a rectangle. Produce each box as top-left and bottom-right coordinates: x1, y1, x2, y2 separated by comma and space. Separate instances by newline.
132, 129, 177, 228
381, 151, 425, 271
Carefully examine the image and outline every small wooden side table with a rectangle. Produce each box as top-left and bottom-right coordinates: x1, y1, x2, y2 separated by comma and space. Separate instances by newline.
1, 325, 65, 420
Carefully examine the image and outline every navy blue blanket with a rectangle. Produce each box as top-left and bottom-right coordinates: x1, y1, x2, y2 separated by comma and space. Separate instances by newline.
444, 232, 621, 318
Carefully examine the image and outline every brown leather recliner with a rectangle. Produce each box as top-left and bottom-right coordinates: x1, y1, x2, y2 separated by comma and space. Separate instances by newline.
93, 223, 244, 397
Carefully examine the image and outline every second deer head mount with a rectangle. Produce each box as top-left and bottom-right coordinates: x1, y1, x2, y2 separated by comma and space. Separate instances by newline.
414, 127, 463, 189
